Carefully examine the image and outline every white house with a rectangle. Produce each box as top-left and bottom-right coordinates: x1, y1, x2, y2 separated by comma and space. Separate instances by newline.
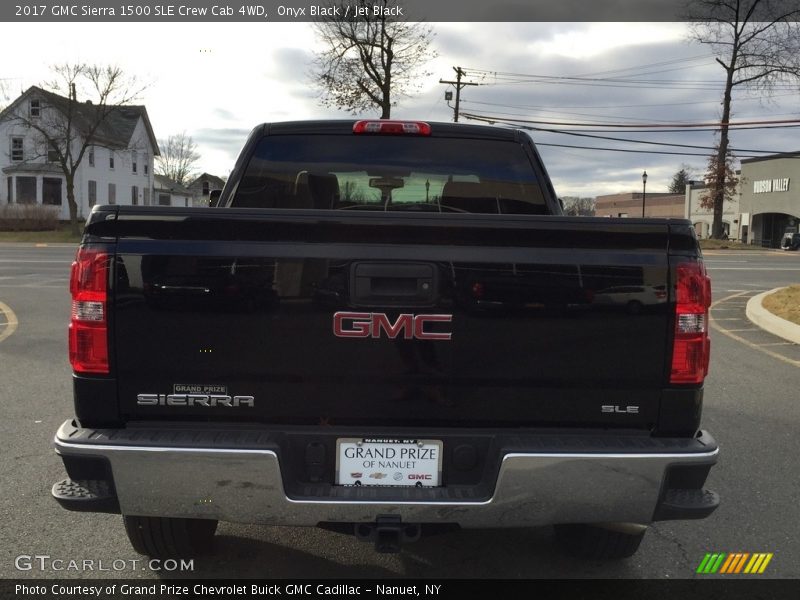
0, 86, 159, 220
154, 174, 194, 208
188, 173, 226, 207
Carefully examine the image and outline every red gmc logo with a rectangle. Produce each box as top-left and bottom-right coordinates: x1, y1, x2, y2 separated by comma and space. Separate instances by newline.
333, 312, 452, 340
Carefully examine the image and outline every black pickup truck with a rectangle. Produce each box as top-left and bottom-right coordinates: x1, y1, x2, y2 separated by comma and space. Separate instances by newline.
53, 120, 718, 560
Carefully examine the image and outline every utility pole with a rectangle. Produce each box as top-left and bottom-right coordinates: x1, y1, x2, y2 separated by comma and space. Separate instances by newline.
439, 67, 478, 123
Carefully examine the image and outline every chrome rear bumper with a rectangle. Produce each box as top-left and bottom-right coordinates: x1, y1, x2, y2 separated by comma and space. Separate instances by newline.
53, 420, 719, 527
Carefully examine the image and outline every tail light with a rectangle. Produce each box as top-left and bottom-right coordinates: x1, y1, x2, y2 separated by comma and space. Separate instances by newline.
353, 120, 431, 135
670, 262, 711, 384
69, 249, 110, 374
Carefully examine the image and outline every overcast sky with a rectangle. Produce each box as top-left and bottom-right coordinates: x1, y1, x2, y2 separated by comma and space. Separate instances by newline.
2, 21, 798, 197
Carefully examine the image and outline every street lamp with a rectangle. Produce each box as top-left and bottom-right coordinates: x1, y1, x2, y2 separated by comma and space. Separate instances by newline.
641, 170, 648, 217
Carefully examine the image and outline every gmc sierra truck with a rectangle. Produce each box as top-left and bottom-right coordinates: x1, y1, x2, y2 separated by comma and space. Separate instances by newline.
52, 119, 719, 560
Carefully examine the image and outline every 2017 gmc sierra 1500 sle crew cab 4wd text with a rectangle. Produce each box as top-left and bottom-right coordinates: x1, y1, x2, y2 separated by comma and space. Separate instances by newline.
52, 119, 719, 560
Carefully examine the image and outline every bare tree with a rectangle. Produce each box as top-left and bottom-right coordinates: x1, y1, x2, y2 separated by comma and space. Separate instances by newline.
686, 0, 800, 238
561, 196, 596, 216
0, 80, 10, 110
155, 132, 201, 186
3, 64, 145, 235
312, 0, 437, 118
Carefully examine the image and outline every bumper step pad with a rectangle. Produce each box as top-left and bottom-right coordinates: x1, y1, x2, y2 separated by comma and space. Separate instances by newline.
52, 478, 120, 514
654, 488, 719, 521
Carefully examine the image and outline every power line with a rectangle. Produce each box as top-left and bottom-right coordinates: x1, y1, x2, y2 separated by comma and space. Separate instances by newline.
459, 105, 700, 125
460, 69, 799, 91
462, 115, 800, 159
539, 140, 798, 159
459, 111, 800, 129
476, 78, 798, 91
473, 123, 800, 134
518, 124, 783, 155
466, 54, 715, 80
460, 90, 800, 111
536, 142, 722, 157
568, 54, 716, 78
459, 99, 800, 124
462, 98, 716, 111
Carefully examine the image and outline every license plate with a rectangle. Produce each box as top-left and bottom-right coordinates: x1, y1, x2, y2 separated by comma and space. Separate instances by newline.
336, 438, 443, 487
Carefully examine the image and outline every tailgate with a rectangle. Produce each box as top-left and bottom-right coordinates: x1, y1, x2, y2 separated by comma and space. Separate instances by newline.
111, 210, 673, 429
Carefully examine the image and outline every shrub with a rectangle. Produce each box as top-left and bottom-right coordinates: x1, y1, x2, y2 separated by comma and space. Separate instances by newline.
0, 204, 60, 231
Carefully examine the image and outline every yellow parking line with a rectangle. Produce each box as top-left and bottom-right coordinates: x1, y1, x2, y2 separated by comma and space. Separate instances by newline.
710, 292, 800, 368
0, 301, 19, 343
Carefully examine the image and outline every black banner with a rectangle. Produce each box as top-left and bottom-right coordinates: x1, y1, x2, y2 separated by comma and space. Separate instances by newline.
0, 0, 781, 23
3, 579, 800, 600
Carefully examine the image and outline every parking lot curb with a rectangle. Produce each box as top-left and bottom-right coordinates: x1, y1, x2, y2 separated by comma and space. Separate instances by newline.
746, 288, 800, 345
0, 301, 19, 344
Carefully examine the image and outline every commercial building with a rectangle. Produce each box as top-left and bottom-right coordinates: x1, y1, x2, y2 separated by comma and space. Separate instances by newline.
739, 153, 799, 247
685, 179, 742, 241
595, 192, 684, 218
683, 153, 800, 247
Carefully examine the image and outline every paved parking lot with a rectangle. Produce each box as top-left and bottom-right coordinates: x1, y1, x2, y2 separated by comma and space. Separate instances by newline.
711, 291, 800, 366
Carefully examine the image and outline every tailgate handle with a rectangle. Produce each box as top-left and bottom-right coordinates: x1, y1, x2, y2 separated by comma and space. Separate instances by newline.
351, 262, 437, 306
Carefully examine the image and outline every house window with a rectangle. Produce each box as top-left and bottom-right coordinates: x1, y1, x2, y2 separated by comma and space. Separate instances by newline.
143, 188, 150, 206
108, 183, 116, 205
144, 163, 149, 175
131, 185, 138, 206
202, 181, 210, 196
109, 152, 115, 169
43, 178, 62, 205
143, 153, 149, 175
11, 137, 24, 162
88, 180, 97, 207
88, 147, 95, 167
47, 148, 59, 163
29, 99, 40, 118
7, 177, 12, 203
132, 151, 137, 174
159, 193, 170, 206
16, 177, 36, 204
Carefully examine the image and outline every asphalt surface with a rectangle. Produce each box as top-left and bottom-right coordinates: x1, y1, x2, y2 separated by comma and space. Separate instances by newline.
0, 243, 798, 580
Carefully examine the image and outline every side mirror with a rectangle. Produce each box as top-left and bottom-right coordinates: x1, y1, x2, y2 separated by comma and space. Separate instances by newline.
209, 189, 222, 207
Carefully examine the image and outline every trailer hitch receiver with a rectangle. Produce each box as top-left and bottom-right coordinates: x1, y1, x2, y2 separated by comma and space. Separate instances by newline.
354, 515, 421, 553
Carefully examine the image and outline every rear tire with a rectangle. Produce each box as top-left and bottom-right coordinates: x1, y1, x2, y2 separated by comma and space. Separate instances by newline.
554, 523, 646, 559
123, 515, 218, 558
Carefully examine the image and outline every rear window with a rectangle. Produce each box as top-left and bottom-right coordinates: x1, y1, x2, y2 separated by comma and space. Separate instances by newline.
229, 134, 547, 214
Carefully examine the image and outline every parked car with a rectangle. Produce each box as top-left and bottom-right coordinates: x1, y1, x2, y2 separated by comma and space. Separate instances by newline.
781, 233, 800, 251
592, 284, 668, 314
